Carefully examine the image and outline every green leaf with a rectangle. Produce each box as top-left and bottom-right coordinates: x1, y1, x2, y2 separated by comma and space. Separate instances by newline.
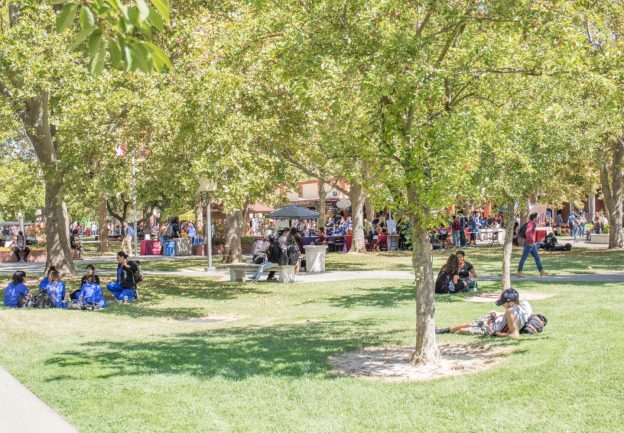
147, 7, 164, 31
88, 29, 103, 58
109, 39, 122, 68
149, 0, 170, 26
74, 26, 96, 47
89, 39, 107, 75
79, 6, 95, 30
56, 3, 78, 33
136, 0, 150, 24
123, 44, 133, 72
143, 41, 171, 71
131, 43, 151, 72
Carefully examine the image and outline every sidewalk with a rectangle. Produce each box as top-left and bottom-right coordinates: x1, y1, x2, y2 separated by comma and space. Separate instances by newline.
0, 368, 79, 433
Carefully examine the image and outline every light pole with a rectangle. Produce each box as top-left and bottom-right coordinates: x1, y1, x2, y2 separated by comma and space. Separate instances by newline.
199, 178, 217, 272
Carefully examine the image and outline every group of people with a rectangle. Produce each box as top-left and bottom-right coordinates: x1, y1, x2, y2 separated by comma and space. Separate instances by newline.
3, 252, 141, 309
250, 228, 303, 282
435, 250, 479, 293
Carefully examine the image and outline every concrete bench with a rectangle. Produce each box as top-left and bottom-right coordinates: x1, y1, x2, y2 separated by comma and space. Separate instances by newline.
226, 264, 296, 283
589, 233, 609, 244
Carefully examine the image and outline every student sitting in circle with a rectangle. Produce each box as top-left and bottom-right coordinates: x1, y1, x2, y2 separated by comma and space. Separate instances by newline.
42, 270, 67, 308
74, 274, 106, 309
3, 271, 30, 308
39, 266, 57, 290
436, 288, 532, 339
106, 251, 138, 302
456, 250, 478, 290
435, 254, 467, 293
70, 264, 101, 300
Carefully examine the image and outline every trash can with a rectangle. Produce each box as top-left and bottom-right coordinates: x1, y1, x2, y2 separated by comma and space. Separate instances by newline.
304, 245, 327, 273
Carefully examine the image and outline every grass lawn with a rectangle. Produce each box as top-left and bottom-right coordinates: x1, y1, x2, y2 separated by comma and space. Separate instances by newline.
326, 247, 624, 276
1, 269, 623, 432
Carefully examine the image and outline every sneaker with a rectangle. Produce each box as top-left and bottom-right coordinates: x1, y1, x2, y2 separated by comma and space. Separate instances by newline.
435, 327, 451, 334
540, 270, 549, 277
516, 272, 525, 278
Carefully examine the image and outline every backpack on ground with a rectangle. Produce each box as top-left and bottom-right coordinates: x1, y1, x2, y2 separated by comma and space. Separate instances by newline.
521, 314, 548, 334
127, 260, 144, 284
518, 222, 528, 239
32, 291, 53, 308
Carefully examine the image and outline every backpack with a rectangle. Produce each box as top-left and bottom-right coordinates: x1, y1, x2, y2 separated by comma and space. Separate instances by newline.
520, 314, 548, 334
267, 242, 282, 263
518, 222, 528, 239
32, 291, 53, 308
286, 244, 299, 266
127, 260, 144, 284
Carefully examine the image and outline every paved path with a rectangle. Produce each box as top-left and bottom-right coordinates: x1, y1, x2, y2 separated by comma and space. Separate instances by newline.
0, 368, 79, 433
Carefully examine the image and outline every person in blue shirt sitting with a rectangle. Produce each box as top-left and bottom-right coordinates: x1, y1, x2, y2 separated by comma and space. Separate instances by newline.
38, 266, 57, 290
3, 271, 30, 308
106, 251, 138, 302
70, 264, 100, 301
74, 274, 106, 309
43, 270, 67, 308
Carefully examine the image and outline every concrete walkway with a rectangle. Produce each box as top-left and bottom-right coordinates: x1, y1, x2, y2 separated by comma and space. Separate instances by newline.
0, 368, 79, 433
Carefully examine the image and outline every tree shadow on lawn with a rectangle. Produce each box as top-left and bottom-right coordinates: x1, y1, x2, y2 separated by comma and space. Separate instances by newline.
44, 320, 399, 381
325, 285, 478, 308
130, 278, 270, 303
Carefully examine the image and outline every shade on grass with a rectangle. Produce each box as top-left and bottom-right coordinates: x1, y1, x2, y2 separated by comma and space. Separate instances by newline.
0, 274, 623, 432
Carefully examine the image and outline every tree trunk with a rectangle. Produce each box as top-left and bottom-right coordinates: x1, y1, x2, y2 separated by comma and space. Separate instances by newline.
195, 192, 204, 238
600, 138, 624, 249
407, 187, 439, 366
318, 180, 326, 228
97, 191, 110, 253
349, 182, 367, 253
501, 201, 516, 290
222, 209, 244, 263
365, 196, 375, 221
20, 93, 75, 275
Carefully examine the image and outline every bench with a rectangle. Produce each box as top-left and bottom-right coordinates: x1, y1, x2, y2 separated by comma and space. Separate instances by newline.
589, 233, 609, 244
226, 264, 296, 283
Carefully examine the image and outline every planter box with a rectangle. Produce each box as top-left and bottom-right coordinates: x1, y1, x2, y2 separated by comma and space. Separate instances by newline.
589, 233, 609, 244
0, 249, 81, 263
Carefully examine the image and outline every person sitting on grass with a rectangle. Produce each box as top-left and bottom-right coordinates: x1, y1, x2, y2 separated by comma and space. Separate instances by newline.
74, 274, 106, 309
42, 270, 67, 309
3, 271, 30, 308
456, 250, 478, 290
39, 266, 57, 290
69, 264, 101, 301
435, 254, 466, 293
106, 251, 138, 302
436, 288, 532, 338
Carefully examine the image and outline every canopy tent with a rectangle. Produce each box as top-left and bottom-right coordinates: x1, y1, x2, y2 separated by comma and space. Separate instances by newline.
178, 210, 195, 221
267, 205, 319, 220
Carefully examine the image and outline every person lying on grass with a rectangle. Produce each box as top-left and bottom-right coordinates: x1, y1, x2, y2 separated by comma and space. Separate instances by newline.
436, 288, 532, 339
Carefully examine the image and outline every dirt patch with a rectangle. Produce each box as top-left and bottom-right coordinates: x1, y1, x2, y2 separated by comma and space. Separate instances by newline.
329, 342, 513, 383
180, 315, 240, 324
466, 292, 553, 303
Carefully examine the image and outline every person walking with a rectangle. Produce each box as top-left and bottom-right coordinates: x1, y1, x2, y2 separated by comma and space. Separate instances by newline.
517, 213, 548, 277
122, 222, 134, 255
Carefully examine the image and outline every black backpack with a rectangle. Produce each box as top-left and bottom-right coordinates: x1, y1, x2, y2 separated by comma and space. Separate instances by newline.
518, 222, 528, 239
521, 314, 548, 334
277, 246, 289, 266
127, 260, 144, 284
267, 242, 282, 263
32, 291, 53, 308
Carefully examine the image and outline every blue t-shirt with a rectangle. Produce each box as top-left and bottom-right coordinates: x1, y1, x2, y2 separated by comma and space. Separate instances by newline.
3, 282, 29, 307
39, 277, 49, 290
117, 265, 123, 283
43, 281, 66, 308
76, 283, 106, 308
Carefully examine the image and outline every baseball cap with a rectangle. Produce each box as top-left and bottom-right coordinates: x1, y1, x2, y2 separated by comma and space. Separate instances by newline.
495, 288, 519, 306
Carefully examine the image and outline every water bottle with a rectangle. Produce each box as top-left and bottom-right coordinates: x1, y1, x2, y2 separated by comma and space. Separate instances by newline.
471, 280, 478, 292
123, 295, 128, 303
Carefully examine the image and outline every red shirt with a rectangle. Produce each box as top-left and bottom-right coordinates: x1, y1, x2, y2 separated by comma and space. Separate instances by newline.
525, 220, 537, 245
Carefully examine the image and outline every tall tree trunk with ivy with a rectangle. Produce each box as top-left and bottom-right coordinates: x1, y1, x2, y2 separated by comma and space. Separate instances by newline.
600, 138, 624, 249
21, 93, 75, 275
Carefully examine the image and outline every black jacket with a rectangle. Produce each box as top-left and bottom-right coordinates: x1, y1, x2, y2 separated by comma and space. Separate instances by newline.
117, 263, 137, 289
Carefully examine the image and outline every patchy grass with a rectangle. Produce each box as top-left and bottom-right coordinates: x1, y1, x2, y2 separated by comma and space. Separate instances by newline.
1, 274, 623, 433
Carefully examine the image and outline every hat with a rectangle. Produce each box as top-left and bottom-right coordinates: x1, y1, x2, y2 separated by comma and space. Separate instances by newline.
495, 288, 519, 306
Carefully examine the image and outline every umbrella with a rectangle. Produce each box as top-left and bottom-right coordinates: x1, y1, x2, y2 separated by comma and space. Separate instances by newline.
267, 205, 319, 220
